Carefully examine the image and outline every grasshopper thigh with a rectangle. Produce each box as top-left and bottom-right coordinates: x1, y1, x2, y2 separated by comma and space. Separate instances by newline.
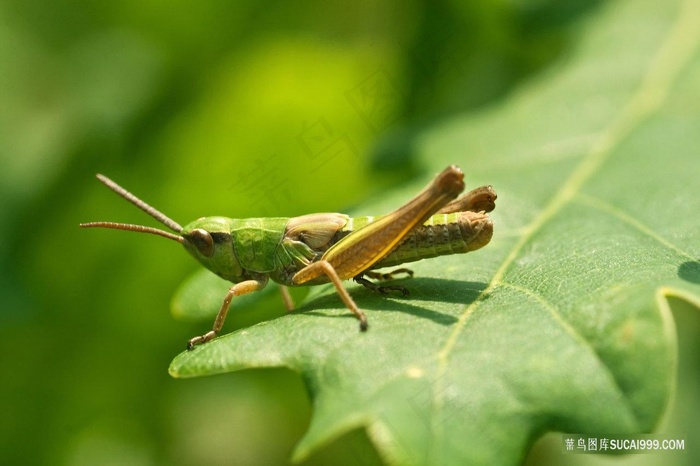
318, 166, 465, 280
437, 185, 497, 214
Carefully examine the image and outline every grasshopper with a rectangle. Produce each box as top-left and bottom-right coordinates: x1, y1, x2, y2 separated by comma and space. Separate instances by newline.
81, 165, 496, 349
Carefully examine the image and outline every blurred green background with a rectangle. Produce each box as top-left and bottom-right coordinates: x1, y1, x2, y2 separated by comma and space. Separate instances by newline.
3, 1, 697, 465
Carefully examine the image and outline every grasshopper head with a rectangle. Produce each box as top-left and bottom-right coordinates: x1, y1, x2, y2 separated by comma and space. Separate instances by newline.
180, 217, 245, 282
80, 174, 244, 282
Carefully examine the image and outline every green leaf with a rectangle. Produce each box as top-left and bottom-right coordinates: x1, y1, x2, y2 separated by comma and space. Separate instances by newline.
169, 0, 700, 464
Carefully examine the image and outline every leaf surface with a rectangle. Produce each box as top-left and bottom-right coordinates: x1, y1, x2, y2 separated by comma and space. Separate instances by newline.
170, 0, 700, 464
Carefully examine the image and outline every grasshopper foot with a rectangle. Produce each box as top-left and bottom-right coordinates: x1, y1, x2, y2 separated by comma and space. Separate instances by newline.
360, 319, 368, 332
379, 285, 410, 296
187, 330, 217, 350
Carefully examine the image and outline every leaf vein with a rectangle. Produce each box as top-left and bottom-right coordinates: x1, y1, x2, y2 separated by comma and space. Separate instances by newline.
499, 281, 635, 416
434, 0, 700, 438
574, 193, 697, 261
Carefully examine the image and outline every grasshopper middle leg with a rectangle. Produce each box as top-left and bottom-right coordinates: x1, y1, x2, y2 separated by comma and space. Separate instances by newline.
354, 268, 414, 296
279, 285, 295, 311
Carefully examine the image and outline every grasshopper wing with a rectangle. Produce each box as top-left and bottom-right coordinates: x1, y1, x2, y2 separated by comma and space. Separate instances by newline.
298, 166, 465, 281
285, 213, 349, 250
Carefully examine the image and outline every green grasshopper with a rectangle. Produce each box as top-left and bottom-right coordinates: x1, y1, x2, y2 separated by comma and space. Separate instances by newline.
81, 165, 496, 349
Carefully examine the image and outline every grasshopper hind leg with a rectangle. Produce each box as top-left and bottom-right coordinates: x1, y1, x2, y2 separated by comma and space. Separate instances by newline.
365, 268, 414, 281
437, 185, 497, 214
354, 268, 414, 296
292, 260, 369, 331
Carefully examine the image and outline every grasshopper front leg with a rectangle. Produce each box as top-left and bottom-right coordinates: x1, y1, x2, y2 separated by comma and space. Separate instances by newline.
187, 277, 269, 350
292, 165, 465, 330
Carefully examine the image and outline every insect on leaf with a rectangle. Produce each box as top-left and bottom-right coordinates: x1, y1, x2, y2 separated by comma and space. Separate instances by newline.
170, 0, 700, 464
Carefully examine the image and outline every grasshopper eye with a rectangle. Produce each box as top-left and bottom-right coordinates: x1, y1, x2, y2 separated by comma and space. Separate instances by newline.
189, 228, 214, 257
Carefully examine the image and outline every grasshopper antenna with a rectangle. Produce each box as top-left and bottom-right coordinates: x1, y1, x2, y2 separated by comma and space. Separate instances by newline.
80, 174, 184, 244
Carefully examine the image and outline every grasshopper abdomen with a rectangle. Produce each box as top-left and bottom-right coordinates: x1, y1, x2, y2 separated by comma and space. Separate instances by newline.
339, 210, 493, 271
